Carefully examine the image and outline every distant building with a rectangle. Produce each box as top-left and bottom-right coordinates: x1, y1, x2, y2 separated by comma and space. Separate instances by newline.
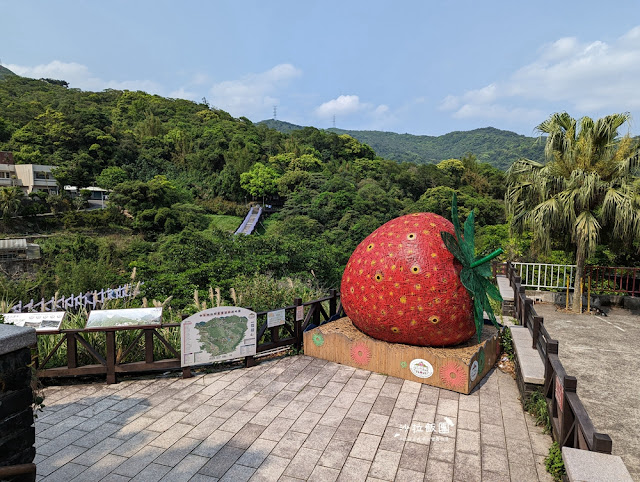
0, 157, 59, 195
0, 238, 41, 261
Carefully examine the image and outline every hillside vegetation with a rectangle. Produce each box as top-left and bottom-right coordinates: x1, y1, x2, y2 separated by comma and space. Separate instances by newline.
0, 69, 586, 314
261, 120, 545, 170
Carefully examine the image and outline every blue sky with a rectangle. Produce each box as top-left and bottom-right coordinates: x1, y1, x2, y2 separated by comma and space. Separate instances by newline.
3, 1, 640, 136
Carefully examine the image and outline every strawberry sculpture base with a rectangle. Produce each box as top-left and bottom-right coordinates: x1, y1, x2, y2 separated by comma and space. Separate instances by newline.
304, 317, 499, 394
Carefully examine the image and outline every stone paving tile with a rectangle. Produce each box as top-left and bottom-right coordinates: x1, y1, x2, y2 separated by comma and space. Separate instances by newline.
349, 432, 381, 461
236, 438, 277, 468
130, 462, 171, 482
37, 429, 87, 456
318, 438, 354, 469
160, 454, 208, 481
399, 440, 428, 472
70, 454, 126, 481
198, 445, 245, 478
74, 422, 121, 448
219, 463, 255, 482
337, 457, 371, 482
37, 445, 87, 477
41, 461, 87, 481
114, 445, 165, 477
345, 401, 373, 422
282, 447, 323, 479
154, 436, 200, 467
249, 453, 290, 481
35, 357, 553, 482
368, 449, 401, 480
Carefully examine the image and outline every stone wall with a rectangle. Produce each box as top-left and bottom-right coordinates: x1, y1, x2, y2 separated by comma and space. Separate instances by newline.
0, 325, 37, 479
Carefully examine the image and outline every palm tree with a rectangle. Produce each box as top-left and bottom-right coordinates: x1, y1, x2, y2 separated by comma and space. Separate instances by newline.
506, 112, 640, 312
0, 186, 24, 220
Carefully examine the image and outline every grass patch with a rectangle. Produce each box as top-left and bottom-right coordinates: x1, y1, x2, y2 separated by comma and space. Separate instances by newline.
500, 326, 514, 361
525, 390, 551, 434
545, 442, 566, 481
208, 215, 242, 233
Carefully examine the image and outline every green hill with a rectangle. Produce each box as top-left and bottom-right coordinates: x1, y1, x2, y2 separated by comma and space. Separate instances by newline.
0, 65, 17, 80
260, 120, 544, 170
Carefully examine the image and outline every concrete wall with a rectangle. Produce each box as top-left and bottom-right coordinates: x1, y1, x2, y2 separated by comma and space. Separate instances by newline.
0, 325, 37, 476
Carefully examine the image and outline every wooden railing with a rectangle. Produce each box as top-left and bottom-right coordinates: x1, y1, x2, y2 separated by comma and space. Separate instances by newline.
504, 262, 612, 453
35, 291, 341, 383
36, 324, 185, 384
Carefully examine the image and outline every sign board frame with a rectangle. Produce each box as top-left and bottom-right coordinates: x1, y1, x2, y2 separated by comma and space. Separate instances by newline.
2, 311, 66, 332
181, 306, 257, 367
267, 309, 286, 328
86, 308, 162, 329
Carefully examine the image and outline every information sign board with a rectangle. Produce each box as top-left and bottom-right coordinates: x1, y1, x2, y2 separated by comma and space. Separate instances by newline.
181, 307, 256, 367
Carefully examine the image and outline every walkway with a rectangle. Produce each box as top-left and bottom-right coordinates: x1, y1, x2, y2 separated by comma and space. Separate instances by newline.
235, 206, 262, 236
533, 303, 640, 480
34, 355, 553, 481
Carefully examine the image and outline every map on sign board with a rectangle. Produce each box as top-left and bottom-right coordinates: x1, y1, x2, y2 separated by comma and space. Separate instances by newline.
2, 311, 66, 332
181, 307, 256, 367
86, 308, 162, 329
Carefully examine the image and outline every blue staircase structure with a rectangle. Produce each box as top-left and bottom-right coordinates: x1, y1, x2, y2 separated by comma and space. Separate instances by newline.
234, 206, 262, 235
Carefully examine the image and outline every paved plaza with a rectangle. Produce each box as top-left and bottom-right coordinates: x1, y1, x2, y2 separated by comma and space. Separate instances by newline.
534, 303, 640, 480
34, 355, 553, 481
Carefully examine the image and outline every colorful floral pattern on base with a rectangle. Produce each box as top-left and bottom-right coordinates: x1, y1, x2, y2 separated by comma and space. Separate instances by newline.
312, 333, 324, 347
350, 342, 372, 366
439, 360, 468, 391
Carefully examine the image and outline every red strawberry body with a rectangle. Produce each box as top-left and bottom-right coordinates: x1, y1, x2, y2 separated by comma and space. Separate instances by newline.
340, 212, 475, 347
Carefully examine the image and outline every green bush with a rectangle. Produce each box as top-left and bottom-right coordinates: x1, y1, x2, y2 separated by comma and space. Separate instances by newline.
525, 390, 551, 434
545, 442, 566, 481
500, 326, 514, 360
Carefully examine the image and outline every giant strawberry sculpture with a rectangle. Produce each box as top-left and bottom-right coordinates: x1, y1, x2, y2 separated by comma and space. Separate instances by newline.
341, 195, 502, 347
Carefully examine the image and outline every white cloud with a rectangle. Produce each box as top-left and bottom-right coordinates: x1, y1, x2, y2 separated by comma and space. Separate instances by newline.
440, 25, 640, 123
208, 63, 302, 118
6, 60, 163, 93
315, 95, 366, 118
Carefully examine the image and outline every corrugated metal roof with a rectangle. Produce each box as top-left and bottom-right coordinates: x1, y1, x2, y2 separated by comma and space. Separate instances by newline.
0, 238, 27, 250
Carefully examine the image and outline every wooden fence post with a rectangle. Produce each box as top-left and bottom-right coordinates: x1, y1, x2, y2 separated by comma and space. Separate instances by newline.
293, 297, 303, 351
329, 289, 337, 317
532, 316, 543, 350
67, 333, 77, 369
592, 433, 613, 454
559, 375, 577, 446
523, 298, 532, 329
106, 331, 117, 384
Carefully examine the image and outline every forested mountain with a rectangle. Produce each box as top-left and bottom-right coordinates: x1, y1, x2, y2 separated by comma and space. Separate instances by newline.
0, 70, 564, 312
260, 120, 545, 170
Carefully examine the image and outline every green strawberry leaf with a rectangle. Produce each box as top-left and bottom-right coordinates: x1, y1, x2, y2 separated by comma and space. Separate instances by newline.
441, 193, 504, 343
451, 193, 463, 246
473, 298, 484, 343
461, 209, 475, 261
441, 231, 467, 267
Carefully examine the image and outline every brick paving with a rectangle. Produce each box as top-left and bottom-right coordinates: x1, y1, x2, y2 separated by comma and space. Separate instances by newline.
34, 355, 553, 481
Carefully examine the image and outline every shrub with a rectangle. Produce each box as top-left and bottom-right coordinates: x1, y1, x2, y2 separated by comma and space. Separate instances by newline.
545, 442, 566, 481
525, 390, 551, 434
500, 326, 514, 360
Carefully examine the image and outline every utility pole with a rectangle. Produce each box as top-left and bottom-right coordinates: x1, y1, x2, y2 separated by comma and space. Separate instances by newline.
273, 105, 277, 120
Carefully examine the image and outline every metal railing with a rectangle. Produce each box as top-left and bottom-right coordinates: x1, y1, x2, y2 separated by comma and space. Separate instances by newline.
10, 283, 139, 313
505, 262, 612, 454
498, 262, 640, 297
511, 262, 577, 291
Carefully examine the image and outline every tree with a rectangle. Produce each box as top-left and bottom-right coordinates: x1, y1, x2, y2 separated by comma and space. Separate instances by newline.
506, 112, 640, 312
0, 186, 24, 219
240, 162, 280, 203
96, 166, 128, 189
